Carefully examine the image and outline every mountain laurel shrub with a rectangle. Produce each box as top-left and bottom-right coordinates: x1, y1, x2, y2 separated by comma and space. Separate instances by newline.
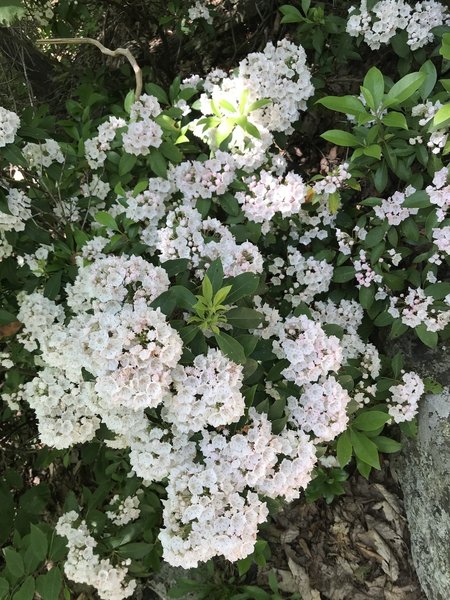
0, 0, 449, 598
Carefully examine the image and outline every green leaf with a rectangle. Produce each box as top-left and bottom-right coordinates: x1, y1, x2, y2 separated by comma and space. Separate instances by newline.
316, 95, 367, 117
118, 152, 137, 176
201, 275, 213, 302
419, 60, 437, 101
149, 149, 167, 178
364, 225, 385, 248
432, 103, 450, 129
124, 90, 135, 114
160, 141, 183, 163
205, 259, 224, 292
29, 524, 48, 561
0, 578, 9, 598
152, 286, 196, 313
424, 282, 450, 300
226, 307, 264, 329
145, 83, 169, 105
363, 144, 382, 159
226, 273, 259, 303
381, 111, 408, 129
3, 548, 25, 579
321, 129, 360, 147
373, 161, 388, 192
356, 458, 372, 479
363, 66, 384, 108
0, 309, 17, 325
35, 567, 62, 600
213, 286, 232, 306
391, 352, 403, 378
95, 211, 118, 230
12, 576, 34, 600
359, 285, 375, 310
360, 86, 375, 111
402, 190, 430, 208
384, 72, 425, 107
336, 430, 352, 467
415, 324, 438, 348
372, 436, 402, 454
350, 430, 380, 469
279, 4, 303, 23
0, 0, 25, 25
116, 542, 154, 559
332, 266, 355, 283
214, 332, 246, 364
236, 116, 260, 139
440, 32, 450, 60
161, 258, 190, 277
43, 272, 62, 301
353, 411, 391, 431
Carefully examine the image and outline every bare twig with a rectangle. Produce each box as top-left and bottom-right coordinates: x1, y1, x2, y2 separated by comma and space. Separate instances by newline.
36, 37, 143, 98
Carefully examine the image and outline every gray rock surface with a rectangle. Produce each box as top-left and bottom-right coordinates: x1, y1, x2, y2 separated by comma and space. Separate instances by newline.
394, 339, 450, 600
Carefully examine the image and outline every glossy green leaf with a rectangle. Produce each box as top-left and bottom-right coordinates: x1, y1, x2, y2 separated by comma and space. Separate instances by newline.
226, 307, 264, 329
372, 436, 402, 453
214, 332, 246, 364
316, 95, 367, 117
384, 72, 425, 107
12, 576, 34, 600
321, 129, 360, 147
336, 430, 352, 467
4, 548, 24, 579
363, 66, 384, 108
353, 411, 391, 431
350, 430, 380, 469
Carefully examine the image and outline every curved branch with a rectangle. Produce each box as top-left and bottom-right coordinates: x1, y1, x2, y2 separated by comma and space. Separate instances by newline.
36, 37, 143, 99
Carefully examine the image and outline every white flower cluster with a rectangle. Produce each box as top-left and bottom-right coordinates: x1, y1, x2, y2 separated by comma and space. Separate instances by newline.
106, 493, 142, 526
388, 287, 450, 332
388, 372, 424, 422
188, 0, 213, 24
273, 315, 342, 387
432, 226, 450, 256
23, 139, 64, 172
373, 185, 418, 226
426, 166, 450, 222
122, 94, 163, 156
161, 406, 317, 567
269, 248, 333, 306
20, 244, 51, 276
163, 349, 245, 432
168, 151, 236, 203
0, 106, 20, 147
287, 376, 350, 442
313, 163, 351, 197
235, 170, 306, 230
194, 39, 313, 169
0, 231, 13, 261
56, 512, 136, 600
0, 189, 32, 233
155, 205, 264, 277
85, 116, 126, 169
411, 101, 443, 126
311, 299, 381, 380
347, 0, 450, 50
66, 254, 170, 312
353, 249, 384, 289
22, 367, 101, 449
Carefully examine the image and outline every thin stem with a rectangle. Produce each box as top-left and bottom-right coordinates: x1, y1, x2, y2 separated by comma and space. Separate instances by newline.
36, 37, 143, 99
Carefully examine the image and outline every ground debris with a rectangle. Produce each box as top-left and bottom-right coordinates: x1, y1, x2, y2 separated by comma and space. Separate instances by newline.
262, 461, 425, 600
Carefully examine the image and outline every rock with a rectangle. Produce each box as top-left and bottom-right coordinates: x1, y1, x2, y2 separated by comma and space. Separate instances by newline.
394, 339, 450, 600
